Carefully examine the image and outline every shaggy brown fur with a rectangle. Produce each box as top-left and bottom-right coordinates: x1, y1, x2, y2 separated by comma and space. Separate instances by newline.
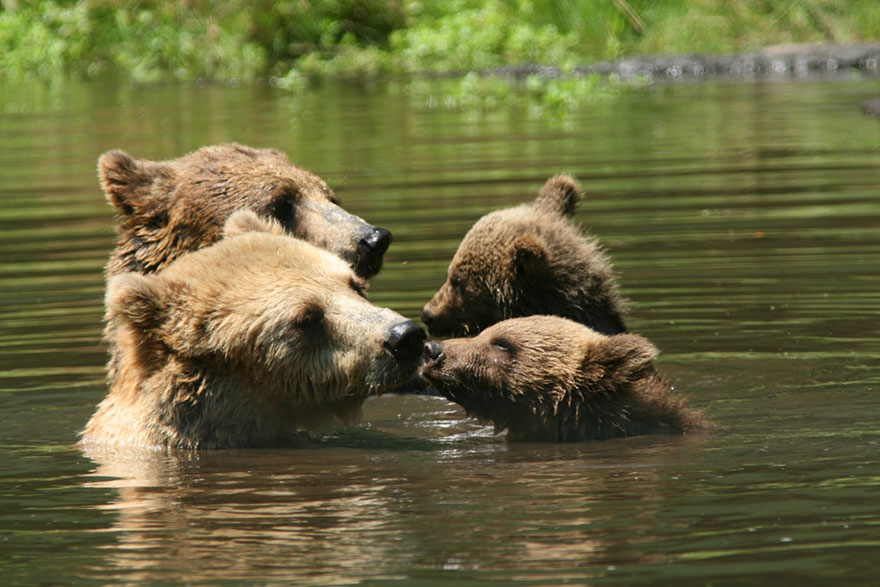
420, 316, 710, 442
100, 142, 391, 279
80, 211, 425, 449
421, 175, 627, 337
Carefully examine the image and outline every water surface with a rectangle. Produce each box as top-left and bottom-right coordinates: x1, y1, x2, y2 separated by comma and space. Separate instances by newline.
1, 77, 879, 584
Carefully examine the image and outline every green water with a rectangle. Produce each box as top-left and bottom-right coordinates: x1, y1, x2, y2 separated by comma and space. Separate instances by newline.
1, 77, 879, 584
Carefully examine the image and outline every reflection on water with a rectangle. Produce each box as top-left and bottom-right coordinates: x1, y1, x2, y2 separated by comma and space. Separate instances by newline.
78, 415, 713, 585
1, 77, 879, 584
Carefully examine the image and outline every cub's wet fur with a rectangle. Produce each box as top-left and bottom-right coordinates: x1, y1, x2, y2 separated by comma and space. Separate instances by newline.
421, 316, 710, 442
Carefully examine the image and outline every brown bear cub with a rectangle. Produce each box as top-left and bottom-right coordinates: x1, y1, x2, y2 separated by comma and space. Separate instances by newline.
99, 142, 391, 279
420, 316, 709, 442
421, 175, 627, 337
80, 211, 425, 449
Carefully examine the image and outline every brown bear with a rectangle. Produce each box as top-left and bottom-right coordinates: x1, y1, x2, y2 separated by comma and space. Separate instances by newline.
99, 142, 391, 279
420, 316, 709, 442
80, 211, 425, 449
421, 174, 627, 337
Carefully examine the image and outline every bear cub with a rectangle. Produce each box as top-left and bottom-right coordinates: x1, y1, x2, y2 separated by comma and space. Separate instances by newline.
422, 175, 627, 337
100, 142, 391, 279
420, 315, 709, 442
80, 211, 425, 449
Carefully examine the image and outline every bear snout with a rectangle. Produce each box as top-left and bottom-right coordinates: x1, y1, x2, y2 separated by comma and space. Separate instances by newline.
358, 226, 392, 256
383, 319, 426, 362
423, 340, 445, 364
354, 226, 392, 277
421, 305, 452, 336
420, 307, 436, 330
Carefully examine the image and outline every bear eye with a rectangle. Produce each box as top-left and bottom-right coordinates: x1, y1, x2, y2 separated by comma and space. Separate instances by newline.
349, 278, 367, 299
269, 195, 297, 230
490, 338, 514, 353
449, 276, 463, 290
293, 303, 324, 327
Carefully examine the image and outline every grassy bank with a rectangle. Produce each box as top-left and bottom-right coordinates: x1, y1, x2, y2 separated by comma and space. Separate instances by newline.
2, 1, 879, 95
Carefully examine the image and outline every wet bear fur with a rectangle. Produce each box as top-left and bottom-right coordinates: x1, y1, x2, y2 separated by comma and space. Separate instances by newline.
80, 211, 425, 449
420, 316, 710, 442
99, 142, 391, 279
422, 175, 627, 337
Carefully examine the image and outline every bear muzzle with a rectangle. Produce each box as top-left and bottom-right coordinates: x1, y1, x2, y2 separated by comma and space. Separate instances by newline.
382, 319, 426, 362
423, 340, 444, 364
354, 226, 392, 278
418, 341, 446, 383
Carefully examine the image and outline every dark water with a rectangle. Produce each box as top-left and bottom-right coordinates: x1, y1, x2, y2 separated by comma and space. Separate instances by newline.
1, 76, 879, 584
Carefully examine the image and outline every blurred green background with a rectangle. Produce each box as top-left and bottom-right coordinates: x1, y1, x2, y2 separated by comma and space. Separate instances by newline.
3, 0, 879, 84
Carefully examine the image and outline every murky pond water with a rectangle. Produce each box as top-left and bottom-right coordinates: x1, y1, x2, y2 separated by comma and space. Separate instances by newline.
1, 76, 879, 584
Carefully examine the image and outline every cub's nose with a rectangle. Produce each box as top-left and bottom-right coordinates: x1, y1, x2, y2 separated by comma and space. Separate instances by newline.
359, 227, 392, 256
423, 340, 444, 364
420, 307, 436, 330
384, 319, 426, 361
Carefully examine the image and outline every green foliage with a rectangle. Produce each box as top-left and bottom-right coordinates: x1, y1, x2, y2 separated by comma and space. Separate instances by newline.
0, 0, 265, 81
389, 1, 580, 72
404, 70, 647, 113
1, 0, 878, 85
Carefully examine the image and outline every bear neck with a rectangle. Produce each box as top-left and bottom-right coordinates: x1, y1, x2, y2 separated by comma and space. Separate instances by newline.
502, 374, 698, 442
108, 216, 221, 276
569, 374, 702, 440
96, 348, 368, 449
95, 351, 298, 449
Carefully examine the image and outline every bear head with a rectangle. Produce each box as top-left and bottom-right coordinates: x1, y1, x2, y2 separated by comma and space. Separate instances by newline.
421, 175, 627, 338
83, 211, 424, 449
99, 143, 391, 279
420, 316, 708, 441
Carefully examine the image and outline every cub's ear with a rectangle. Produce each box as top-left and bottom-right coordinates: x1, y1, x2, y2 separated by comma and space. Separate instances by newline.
223, 209, 286, 238
533, 174, 582, 217
509, 234, 548, 276
106, 272, 167, 331
581, 333, 659, 384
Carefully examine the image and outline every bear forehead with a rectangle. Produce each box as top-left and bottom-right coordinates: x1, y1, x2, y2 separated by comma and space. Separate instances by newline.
161, 232, 354, 288
481, 316, 607, 349
459, 206, 561, 249
174, 144, 332, 195
451, 209, 528, 265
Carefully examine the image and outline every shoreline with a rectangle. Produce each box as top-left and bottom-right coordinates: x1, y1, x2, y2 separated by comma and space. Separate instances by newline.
483, 43, 880, 82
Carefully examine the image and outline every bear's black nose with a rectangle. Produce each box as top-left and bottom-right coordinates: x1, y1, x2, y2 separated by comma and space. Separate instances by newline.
384, 319, 426, 361
359, 227, 392, 256
354, 227, 392, 278
423, 340, 444, 363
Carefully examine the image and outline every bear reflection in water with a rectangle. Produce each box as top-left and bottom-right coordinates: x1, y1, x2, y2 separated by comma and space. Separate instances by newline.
421, 316, 711, 442
80, 211, 424, 450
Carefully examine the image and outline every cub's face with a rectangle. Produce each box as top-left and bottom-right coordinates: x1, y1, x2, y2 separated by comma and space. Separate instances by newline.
421, 210, 538, 337
420, 316, 597, 419
107, 214, 424, 402
420, 255, 505, 337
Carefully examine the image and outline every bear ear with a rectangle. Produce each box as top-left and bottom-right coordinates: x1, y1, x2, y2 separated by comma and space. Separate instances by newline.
106, 272, 168, 331
223, 209, 286, 238
582, 333, 659, 384
98, 150, 171, 216
533, 174, 582, 217
509, 234, 548, 276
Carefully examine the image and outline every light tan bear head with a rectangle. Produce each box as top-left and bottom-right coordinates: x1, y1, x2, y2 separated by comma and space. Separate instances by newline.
82, 211, 424, 449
